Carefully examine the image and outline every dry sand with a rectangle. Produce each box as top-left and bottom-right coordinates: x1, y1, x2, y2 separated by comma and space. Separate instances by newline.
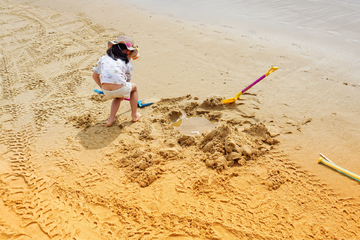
1, 0, 360, 239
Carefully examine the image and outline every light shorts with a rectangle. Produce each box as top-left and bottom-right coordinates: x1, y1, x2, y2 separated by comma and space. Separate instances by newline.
102, 82, 132, 99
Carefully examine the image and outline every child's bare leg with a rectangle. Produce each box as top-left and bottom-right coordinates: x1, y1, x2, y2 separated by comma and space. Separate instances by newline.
130, 83, 141, 122
108, 98, 122, 126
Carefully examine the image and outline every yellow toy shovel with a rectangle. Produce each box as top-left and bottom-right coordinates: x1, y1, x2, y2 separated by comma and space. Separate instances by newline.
222, 66, 278, 104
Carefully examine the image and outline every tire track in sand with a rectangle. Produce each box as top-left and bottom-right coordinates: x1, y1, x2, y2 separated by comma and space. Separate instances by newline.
0, 3, 119, 239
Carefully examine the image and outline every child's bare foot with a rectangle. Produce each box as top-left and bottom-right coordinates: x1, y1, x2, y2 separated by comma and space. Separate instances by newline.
132, 112, 142, 122
107, 117, 116, 127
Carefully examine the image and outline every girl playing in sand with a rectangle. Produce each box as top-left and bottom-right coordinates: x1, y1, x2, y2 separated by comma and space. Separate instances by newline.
92, 35, 141, 126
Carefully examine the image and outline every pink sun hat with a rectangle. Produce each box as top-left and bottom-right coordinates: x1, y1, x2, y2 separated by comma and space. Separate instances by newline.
108, 35, 139, 60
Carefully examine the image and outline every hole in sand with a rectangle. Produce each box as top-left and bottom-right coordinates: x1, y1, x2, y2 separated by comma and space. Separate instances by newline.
171, 115, 217, 135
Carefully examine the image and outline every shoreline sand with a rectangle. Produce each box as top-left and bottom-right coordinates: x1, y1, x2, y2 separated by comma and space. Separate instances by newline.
127, 0, 360, 64
1, 0, 360, 239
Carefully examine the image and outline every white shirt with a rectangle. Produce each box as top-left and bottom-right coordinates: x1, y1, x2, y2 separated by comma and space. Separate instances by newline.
93, 54, 133, 85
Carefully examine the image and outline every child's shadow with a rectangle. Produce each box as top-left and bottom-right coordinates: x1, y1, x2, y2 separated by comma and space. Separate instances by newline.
76, 119, 132, 149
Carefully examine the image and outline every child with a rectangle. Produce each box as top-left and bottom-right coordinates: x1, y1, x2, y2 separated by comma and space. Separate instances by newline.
92, 35, 141, 126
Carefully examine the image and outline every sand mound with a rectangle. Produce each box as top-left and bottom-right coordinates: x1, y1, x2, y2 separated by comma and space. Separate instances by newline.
99, 96, 280, 187
90, 93, 107, 102
67, 112, 96, 128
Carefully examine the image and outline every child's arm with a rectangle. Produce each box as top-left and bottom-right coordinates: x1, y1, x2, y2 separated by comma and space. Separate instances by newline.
92, 72, 101, 88
126, 62, 133, 82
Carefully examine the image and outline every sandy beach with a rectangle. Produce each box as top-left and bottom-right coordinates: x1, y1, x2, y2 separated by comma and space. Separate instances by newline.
1, 0, 360, 239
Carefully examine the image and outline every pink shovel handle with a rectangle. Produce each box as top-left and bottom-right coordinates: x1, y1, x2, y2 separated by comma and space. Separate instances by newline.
241, 66, 278, 94
241, 74, 266, 94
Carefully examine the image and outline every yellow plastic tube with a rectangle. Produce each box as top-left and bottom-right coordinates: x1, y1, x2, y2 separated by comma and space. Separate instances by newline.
318, 158, 360, 182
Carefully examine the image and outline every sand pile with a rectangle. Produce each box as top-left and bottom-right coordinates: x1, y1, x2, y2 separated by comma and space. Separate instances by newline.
82, 95, 280, 188
0, 1, 360, 239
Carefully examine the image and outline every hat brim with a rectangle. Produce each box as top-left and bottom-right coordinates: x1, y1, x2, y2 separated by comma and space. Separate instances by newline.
130, 50, 139, 60
117, 41, 139, 59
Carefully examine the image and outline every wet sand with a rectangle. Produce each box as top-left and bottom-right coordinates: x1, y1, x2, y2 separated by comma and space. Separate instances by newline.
0, 0, 360, 239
